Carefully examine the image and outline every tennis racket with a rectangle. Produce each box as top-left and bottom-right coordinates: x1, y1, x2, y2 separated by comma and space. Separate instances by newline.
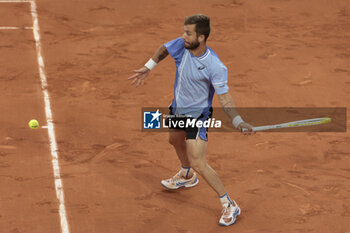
243, 117, 331, 132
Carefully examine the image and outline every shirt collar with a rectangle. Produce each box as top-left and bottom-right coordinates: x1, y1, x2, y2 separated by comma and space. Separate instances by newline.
188, 47, 210, 60
197, 47, 210, 60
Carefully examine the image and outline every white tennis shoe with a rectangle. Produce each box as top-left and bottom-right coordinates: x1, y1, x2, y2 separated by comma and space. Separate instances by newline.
219, 201, 241, 226
161, 170, 199, 190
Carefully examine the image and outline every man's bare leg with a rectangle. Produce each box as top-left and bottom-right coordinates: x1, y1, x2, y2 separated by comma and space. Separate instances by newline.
168, 129, 190, 167
160, 130, 198, 189
186, 137, 240, 226
185, 137, 226, 196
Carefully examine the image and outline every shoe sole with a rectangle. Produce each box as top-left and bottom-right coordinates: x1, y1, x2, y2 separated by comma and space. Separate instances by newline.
219, 206, 241, 227
161, 178, 199, 190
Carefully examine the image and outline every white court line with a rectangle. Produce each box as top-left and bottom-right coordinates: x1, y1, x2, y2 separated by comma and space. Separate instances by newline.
29, 1, 70, 233
0, 26, 33, 29
1, 0, 70, 232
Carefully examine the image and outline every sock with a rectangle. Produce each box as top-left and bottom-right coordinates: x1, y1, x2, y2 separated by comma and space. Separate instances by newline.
219, 193, 233, 206
180, 166, 193, 179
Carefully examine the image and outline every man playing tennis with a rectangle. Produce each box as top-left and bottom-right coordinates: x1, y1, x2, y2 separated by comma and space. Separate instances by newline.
129, 14, 254, 226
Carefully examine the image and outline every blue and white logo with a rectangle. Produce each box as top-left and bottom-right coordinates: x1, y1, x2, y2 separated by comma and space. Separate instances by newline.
143, 109, 162, 129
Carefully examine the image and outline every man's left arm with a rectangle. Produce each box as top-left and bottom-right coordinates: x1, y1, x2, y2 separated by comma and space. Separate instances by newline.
217, 92, 254, 133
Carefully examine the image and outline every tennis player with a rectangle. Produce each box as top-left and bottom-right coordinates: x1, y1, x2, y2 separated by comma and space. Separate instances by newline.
129, 14, 254, 226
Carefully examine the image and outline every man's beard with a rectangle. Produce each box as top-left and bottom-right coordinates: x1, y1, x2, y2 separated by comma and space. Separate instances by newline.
185, 40, 200, 50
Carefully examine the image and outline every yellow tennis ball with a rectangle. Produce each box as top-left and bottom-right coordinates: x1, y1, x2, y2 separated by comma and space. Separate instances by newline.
28, 119, 39, 129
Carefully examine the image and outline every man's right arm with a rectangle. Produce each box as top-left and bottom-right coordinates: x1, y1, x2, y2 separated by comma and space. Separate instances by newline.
128, 44, 169, 86
151, 45, 169, 64
142, 45, 169, 71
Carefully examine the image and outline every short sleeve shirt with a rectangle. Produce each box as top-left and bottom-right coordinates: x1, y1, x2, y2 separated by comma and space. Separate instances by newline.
164, 37, 229, 118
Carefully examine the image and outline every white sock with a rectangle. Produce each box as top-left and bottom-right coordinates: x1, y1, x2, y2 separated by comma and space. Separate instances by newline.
219, 193, 233, 206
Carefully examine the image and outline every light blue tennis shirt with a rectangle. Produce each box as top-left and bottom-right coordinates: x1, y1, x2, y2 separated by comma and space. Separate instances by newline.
164, 37, 229, 118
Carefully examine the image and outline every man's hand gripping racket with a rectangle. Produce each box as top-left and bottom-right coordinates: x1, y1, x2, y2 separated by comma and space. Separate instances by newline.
238, 122, 255, 135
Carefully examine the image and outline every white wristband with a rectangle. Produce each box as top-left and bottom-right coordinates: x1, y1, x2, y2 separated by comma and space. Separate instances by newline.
232, 115, 244, 128
144, 58, 157, 70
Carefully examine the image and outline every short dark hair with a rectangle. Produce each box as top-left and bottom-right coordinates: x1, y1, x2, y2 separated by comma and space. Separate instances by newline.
184, 14, 210, 41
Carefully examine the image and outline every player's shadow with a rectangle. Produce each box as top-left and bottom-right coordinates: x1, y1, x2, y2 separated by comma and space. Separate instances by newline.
160, 186, 199, 194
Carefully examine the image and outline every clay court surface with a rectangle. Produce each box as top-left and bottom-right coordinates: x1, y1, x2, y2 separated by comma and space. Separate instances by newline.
0, 0, 349, 232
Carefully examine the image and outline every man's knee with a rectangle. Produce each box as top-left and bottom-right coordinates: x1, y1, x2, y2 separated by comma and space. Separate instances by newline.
189, 158, 206, 174
169, 135, 179, 146
169, 131, 185, 147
